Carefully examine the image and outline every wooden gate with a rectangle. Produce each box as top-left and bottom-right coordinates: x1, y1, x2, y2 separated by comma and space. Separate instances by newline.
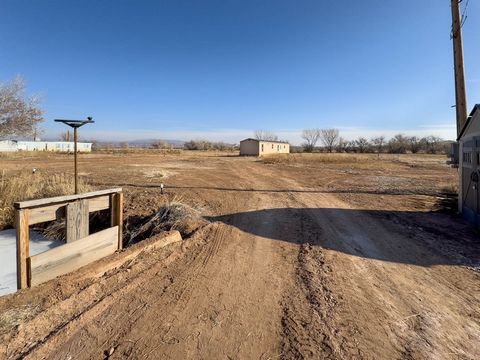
14, 188, 123, 289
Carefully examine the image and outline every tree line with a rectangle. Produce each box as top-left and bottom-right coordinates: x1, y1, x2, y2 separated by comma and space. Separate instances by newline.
299, 128, 449, 154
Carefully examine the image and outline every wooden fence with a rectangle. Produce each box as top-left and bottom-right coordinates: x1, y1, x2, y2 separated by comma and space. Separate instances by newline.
14, 188, 123, 289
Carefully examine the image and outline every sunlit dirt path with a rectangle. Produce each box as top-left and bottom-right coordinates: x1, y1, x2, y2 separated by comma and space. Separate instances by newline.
1, 154, 479, 359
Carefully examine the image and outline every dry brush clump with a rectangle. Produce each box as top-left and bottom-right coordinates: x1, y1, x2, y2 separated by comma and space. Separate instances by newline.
184, 139, 237, 151
0, 304, 40, 335
125, 196, 207, 246
0, 170, 91, 230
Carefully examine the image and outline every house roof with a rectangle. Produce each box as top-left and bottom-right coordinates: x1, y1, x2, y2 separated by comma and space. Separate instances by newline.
458, 104, 480, 140
240, 138, 289, 144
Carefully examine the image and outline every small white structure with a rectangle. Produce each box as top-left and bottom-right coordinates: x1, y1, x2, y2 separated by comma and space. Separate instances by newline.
0, 140, 18, 152
0, 140, 92, 153
240, 138, 290, 156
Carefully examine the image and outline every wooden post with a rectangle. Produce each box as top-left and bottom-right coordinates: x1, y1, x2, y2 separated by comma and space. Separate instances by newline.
111, 192, 123, 249
15, 209, 30, 289
66, 199, 89, 242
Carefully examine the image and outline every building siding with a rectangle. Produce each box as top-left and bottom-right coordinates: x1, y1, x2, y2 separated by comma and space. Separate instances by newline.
459, 106, 480, 225
239, 139, 289, 156
0, 140, 18, 152
0, 141, 92, 153
239, 139, 260, 155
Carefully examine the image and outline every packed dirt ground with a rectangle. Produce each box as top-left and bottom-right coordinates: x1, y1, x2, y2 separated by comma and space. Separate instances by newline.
0, 151, 479, 359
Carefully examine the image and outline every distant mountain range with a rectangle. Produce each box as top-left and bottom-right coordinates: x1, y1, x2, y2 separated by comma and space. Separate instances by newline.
126, 139, 185, 147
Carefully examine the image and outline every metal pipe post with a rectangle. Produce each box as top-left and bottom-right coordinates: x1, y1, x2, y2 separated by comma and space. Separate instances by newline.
74, 127, 78, 194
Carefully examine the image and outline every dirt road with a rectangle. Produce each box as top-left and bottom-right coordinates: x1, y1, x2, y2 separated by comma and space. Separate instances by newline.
1, 154, 479, 359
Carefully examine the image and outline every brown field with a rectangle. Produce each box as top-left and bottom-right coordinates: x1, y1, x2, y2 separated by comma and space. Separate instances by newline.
1, 151, 479, 359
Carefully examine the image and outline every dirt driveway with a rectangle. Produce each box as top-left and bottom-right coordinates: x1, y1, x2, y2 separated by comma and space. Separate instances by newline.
1, 153, 479, 359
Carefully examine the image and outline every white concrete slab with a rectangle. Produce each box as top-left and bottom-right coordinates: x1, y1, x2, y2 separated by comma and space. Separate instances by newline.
0, 229, 62, 296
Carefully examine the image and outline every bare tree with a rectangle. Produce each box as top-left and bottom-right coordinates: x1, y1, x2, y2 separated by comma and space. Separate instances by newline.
421, 136, 443, 154
355, 137, 370, 153
91, 140, 100, 151
60, 131, 71, 141
320, 128, 339, 153
371, 136, 386, 153
0, 76, 44, 138
301, 128, 320, 152
254, 130, 278, 141
336, 137, 348, 153
407, 136, 421, 153
388, 134, 409, 154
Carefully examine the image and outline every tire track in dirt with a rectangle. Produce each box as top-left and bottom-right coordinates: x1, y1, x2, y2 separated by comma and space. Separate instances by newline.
38, 224, 225, 360
286, 189, 480, 359
279, 214, 362, 359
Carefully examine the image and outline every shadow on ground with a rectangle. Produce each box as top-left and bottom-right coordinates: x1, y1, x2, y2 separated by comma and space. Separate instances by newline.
207, 208, 480, 268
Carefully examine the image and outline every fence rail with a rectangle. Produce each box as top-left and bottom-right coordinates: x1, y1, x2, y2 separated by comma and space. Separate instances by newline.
14, 188, 123, 289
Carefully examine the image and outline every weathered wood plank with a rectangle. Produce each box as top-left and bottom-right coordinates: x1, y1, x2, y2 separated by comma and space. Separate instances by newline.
29, 226, 119, 286
27, 195, 111, 226
15, 209, 30, 289
66, 199, 89, 243
88, 195, 110, 212
28, 204, 65, 225
14, 188, 122, 209
111, 193, 123, 249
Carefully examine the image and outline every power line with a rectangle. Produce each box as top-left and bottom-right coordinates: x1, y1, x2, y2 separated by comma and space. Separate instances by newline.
461, 0, 470, 27
450, 0, 470, 39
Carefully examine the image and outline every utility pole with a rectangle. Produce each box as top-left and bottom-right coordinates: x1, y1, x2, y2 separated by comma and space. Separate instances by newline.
451, 0, 468, 137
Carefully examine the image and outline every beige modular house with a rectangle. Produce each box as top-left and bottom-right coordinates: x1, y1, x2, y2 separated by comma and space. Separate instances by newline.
240, 138, 290, 156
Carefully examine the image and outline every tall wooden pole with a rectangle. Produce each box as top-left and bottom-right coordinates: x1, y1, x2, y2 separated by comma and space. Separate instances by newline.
74, 127, 78, 194
451, 0, 468, 137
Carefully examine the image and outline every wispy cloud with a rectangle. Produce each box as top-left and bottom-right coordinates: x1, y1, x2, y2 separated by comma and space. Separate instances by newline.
45, 124, 457, 145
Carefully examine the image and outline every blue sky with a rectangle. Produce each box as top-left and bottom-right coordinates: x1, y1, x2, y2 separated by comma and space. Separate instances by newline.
1, 0, 479, 144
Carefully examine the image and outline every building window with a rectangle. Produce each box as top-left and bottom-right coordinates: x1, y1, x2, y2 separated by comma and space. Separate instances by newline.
464, 152, 472, 164
261, 144, 264, 152
271, 144, 274, 149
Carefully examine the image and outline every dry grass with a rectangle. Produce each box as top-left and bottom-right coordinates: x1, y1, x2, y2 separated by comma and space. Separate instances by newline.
126, 196, 206, 246
142, 169, 174, 179
0, 151, 66, 160
0, 304, 40, 334
261, 153, 383, 165
0, 170, 91, 230
260, 153, 448, 171
441, 183, 459, 194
